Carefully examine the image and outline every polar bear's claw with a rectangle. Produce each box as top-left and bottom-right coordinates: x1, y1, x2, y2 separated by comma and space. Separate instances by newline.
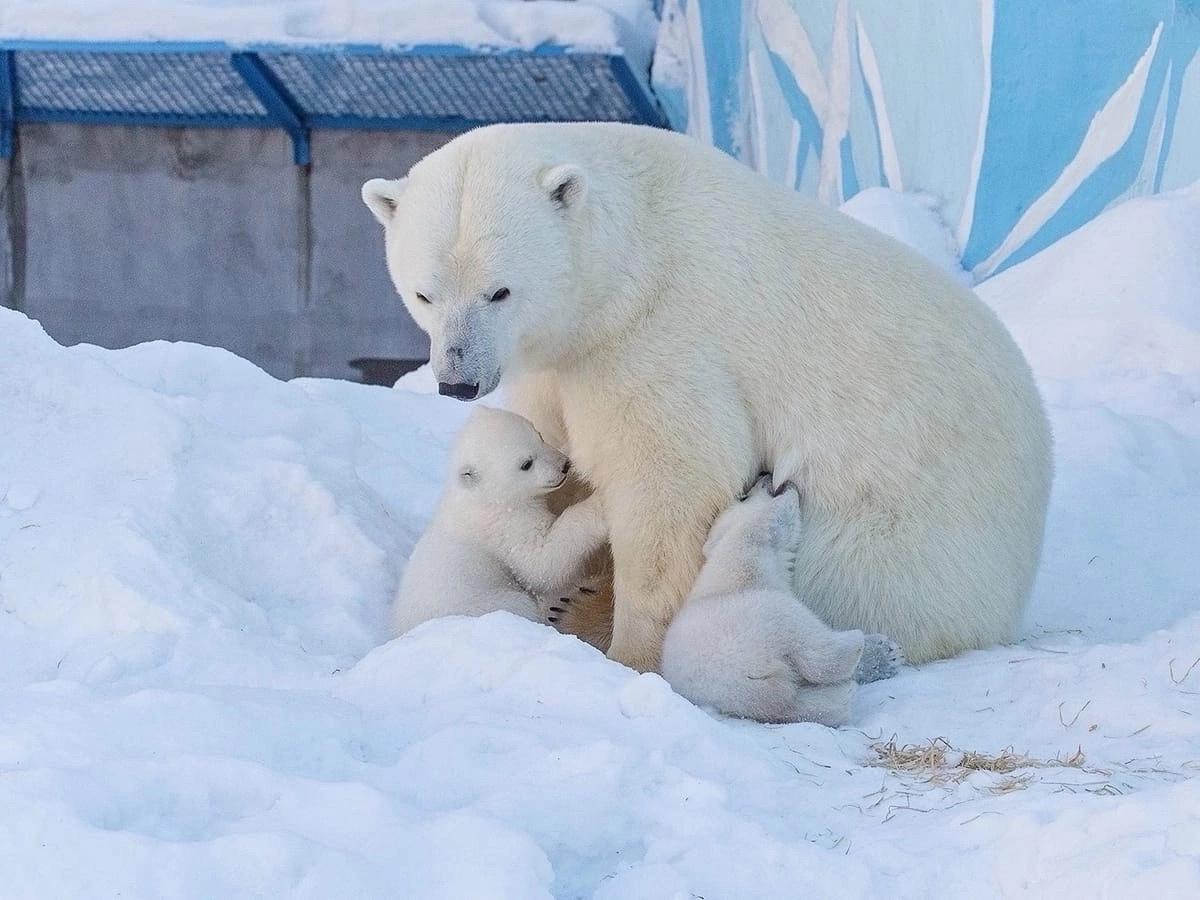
769, 478, 799, 499
738, 471, 773, 501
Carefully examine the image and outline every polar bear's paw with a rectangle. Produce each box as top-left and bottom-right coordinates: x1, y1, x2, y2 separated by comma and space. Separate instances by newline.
855, 633, 905, 683
539, 574, 601, 623
540, 575, 613, 652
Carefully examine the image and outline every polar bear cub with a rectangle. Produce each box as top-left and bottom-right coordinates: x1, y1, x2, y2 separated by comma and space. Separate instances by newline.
392, 407, 606, 636
661, 476, 903, 725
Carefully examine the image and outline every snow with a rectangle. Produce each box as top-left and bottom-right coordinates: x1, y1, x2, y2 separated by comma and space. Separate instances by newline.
0, 1, 658, 72
841, 187, 972, 284
2, 183, 1199, 896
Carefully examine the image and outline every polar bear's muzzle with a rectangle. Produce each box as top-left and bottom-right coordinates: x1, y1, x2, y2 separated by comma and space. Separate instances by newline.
438, 381, 480, 401
430, 317, 503, 400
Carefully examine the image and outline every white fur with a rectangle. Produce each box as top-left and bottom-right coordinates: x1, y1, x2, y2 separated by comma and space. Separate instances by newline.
662, 478, 870, 725
365, 123, 1053, 677
392, 407, 606, 636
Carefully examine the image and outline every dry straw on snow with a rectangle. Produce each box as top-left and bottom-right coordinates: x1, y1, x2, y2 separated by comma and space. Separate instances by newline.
869, 736, 1087, 793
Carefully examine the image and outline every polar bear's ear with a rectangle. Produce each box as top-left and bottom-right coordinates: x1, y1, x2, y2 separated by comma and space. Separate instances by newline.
361, 177, 408, 225
539, 164, 587, 210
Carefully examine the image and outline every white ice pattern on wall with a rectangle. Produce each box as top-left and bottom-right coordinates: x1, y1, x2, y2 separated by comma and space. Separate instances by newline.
658, 0, 1198, 275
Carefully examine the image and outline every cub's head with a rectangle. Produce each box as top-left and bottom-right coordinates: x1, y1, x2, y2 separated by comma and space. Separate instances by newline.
362, 128, 590, 401
701, 474, 802, 588
449, 407, 571, 506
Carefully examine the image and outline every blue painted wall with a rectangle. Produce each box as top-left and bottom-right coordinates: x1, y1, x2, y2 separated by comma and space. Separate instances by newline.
652, 0, 1200, 277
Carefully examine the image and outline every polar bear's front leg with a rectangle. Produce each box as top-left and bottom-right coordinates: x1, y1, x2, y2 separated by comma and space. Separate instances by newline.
605, 480, 728, 673
505, 495, 608, 595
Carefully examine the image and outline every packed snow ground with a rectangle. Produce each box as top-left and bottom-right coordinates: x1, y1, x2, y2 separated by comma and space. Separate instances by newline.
2, 185, 1199, 897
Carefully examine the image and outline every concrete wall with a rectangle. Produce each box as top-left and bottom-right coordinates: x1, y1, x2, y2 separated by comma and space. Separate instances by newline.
653, 0, 1200, 278
0, 124, 454, 380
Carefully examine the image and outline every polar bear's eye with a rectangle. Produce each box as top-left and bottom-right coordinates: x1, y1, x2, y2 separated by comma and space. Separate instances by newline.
520, 459, 533, 471
490, 287, 510, 303
415, 292, 431, 305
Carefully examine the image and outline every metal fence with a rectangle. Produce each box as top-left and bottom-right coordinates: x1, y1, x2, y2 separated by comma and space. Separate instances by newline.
0, 41, 666, 164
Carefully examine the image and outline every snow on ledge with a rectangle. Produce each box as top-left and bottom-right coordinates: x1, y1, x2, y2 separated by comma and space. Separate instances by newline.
0, 1, 659, 70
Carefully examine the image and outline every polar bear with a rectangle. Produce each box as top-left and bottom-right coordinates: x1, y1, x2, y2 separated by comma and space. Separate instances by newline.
392, 407, 606, 636
363, 122, 1052, 680
661, 475, 902, 725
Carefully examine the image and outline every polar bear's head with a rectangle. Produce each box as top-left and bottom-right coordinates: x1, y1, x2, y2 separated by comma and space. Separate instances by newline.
449, 407, 571, 506
362, 128, 593, 401
695, 475, 802, 595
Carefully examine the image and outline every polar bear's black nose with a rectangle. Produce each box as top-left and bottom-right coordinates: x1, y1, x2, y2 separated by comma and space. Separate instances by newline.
561, 460, 571, 474
438, 381, 479, 401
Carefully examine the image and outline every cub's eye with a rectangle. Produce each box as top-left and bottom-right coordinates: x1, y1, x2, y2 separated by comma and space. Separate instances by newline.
490, 287, 510, 303
415, 292, 431, 305
519, 459, 533, 471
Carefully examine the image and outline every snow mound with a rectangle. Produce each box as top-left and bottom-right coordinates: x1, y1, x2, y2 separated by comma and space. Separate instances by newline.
840, 187, 971, 284
0, 184, 1198, 895
981, 182, 1200, 385
978, 182, 1200, 644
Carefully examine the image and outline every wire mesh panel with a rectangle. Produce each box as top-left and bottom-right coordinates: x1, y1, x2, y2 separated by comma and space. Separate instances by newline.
266, 51, 640, 126
16, 50, 269, 123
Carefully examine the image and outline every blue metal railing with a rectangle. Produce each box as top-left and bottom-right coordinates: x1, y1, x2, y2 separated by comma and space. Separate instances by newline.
0, 40, 667, 165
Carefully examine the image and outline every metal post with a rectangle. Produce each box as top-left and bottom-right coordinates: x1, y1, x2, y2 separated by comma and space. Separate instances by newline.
231, 51, 311, 165
608, 55, 668, 129
0, 50, 16, 159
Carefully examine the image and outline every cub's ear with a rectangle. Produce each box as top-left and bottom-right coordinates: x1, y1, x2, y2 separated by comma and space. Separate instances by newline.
457, 466, 477, 487
539, 164, 587, 210
361, 177, 408, 225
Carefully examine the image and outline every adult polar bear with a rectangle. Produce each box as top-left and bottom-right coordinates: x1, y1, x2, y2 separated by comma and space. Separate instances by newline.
363, 123, 1052, 676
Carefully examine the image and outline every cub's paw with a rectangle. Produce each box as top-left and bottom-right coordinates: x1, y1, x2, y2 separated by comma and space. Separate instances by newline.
539, 576, 613, 652
854, 634, 905, 684
537, 592, 571, 626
